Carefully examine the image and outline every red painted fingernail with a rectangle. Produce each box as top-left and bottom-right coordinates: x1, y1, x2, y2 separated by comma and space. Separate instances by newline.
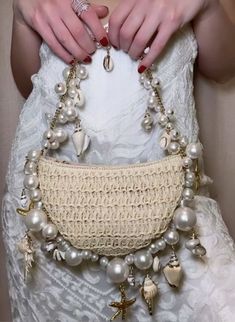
69, 59, 75, 65
100, 36, 109, 47
83, 56, 92, 63
138, 65, 147, 74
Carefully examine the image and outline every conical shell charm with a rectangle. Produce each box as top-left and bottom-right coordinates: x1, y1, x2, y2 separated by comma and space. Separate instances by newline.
160, 131, 171, 150
163, 252, 182, 288
72, 124, 90, 157
153, 256, 161, 273
140, 274, 158, 315
74, 89, 85, 108
103, 53, 114, 72
18, 233, 35, 282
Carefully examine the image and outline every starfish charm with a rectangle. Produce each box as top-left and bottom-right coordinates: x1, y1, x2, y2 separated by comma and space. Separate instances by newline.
109, 284, 136, 321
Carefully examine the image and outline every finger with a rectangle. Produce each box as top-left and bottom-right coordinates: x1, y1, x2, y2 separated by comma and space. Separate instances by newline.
108, 0, 136, 48
49, 18, 91, 63
92, 4, 109, 19
79, 6, 108, 46
119, 9, 145, 53
33, 16, 73, 64
128, 15, 160, 60
138, 22, 178, 72
62, 9, 96, 54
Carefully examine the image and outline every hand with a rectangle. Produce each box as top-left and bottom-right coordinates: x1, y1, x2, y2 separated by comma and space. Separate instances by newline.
13, 0, 109, 64
108, 0, 210, 72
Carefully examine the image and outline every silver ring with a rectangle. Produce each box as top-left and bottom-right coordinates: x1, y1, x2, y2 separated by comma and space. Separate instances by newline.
71, 0, 90, 17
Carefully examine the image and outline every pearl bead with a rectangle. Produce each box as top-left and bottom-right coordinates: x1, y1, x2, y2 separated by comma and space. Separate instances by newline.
125, 254, 134, 265
42, 223, 58, 240
56, 102, 65, 110
63, 67, 70, 80
192, 244, 206, 257
100, 257, 109, 268
186, 143, 203, 159
170, 129, 180, 140
24, 175, 39, 190
50, 140, 60, 150
139, 75, 145, 84
185, 238, 200, 250
106, 258, 129, 283
158, 114, 168, 127
166, 123, 174, 131
163, 229, 180, 245
182, 188, 194, 200
54, 82, 67, 95
65, 107, 76, 121
155, 238, 166, 251
179, 136, 188, 147
29, 188, 42, 202
57, 112, 68, 124
77, 66, 88, 80
54, 128, 68, 143
24, 208, 47, 232
91, 253, 99, 262
82, 250, 92, 260
43, 130, 55, 143
148, 96, 156, 109
65, 247, 83, 266
149, 243, 158, 254
173, 207, 197, 231
34, 201, 43, 209
65, 98, 74, 108
168, 142, 180, 155
24, 161, 37, 175
68, 87, 77, 99
43, 141, 51, 150
151, 77, 160, 87
134, 250, 153, 270
69, 79, 79, 87
27, 150, 41, 161
180, 199, 195, 208
166, 109, 175, 121
182, 157, 193, 169
186, 172, 196, 183
56, 236, 64, 243
144, 79, 151, 89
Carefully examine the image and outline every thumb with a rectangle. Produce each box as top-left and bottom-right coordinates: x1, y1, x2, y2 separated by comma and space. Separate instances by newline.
92, 4, 109, 19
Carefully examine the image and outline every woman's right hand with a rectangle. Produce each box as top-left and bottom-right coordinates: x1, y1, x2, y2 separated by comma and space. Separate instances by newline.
13, 0, 109, 64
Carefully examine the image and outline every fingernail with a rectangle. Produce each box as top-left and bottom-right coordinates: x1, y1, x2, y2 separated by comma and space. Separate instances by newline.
100, 36, 109, 47
112, 45, 118, 50
138, 65, 147, 74
69, 59, 75, 65
83, 56, 92, 63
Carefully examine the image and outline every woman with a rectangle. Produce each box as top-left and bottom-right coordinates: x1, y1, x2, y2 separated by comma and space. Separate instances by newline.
2, 0, 235, 321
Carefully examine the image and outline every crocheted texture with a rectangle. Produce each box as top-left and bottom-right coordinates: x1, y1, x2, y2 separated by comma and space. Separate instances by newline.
38, 155, 184, 256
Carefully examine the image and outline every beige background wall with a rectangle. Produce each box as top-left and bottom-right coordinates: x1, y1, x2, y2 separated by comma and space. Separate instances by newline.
0, 1, 235, 321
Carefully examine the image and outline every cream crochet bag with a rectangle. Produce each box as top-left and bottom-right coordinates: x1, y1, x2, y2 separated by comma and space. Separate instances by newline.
38, 154, 184, 256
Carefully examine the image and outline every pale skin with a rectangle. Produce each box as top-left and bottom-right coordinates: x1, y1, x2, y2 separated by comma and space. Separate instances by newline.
12, 0, 235, 98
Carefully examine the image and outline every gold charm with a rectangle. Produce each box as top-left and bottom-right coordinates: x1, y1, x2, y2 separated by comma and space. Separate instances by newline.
109, 284, 136, 321
140, 274, 158, 315
16, 201, 34, 216
103, 46, 114, 72
163, 251, 182, 288
18, 233, 35, 281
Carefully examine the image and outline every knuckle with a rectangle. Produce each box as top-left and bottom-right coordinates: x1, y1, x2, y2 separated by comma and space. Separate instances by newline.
169, 10, 181, 26
30, 9, 41, 28
134, 35, 145, 48
120, 27, 132, 43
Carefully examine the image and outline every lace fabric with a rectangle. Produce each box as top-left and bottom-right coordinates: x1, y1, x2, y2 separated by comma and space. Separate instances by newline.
1, 24, 235, 321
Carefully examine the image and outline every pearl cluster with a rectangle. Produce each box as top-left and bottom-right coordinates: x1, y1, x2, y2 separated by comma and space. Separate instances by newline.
19, 60, 206, 287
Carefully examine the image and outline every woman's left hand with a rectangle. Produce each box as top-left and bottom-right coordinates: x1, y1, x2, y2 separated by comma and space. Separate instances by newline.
108, 0, 210, 73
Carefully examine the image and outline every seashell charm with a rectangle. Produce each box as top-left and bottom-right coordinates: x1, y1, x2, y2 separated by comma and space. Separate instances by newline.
153, 256, 161, 272
18, 233, 35, 282
74, 89, 85, 108
72, 124, 90, 157
103, 53, 114, 72
163, 252, 182, 288
141, 110, 154, 132
160, 131, 171, 150
140, 274, 158, 315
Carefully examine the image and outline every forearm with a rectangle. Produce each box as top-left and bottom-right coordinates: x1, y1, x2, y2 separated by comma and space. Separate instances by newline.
11, 16, 42, 99
193, 0, 235, 82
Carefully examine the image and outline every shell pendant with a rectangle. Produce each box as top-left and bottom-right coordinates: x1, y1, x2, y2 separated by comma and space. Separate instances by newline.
163, 251, 182, 288
140, 274, 158, 315
18, 233, 35, 282
72, 123, 90, 157
103, 47, 114, 72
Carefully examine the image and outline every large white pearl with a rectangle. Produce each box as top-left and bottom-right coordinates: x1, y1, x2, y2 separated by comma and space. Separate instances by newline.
77, 66, 88, 80
158, 114, 168, 127
24, 209, 47, 232
163, 229, 180, 245
182, 188, 194, 200
106, 258, 129, 283
65, 98, 74, 108
43, 130, 55, 143
54, 82, 67, 95
173, 207, 197, 231
155, 238, 166, 251
68, 87, 77, 99
63, 67, 70, 80
148, 96, 156, 109
65, 106, 76, 121
23, 175, 39, 190
65, 247, 83, 266
29, 188, 42, 202
42, 223, 58, 240
57, 112, 68, 124
186, 143, 203, 159
54, 128, 68, 143
91, 253, 99, 262
168, 142, 180, 155
24, 161, 37, 175
50, 140, 60, 150
134, 250, 153, 270
27, 150, 41, 161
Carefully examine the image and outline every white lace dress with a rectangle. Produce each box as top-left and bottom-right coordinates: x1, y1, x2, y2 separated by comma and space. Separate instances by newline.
2, 25, 235, 322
